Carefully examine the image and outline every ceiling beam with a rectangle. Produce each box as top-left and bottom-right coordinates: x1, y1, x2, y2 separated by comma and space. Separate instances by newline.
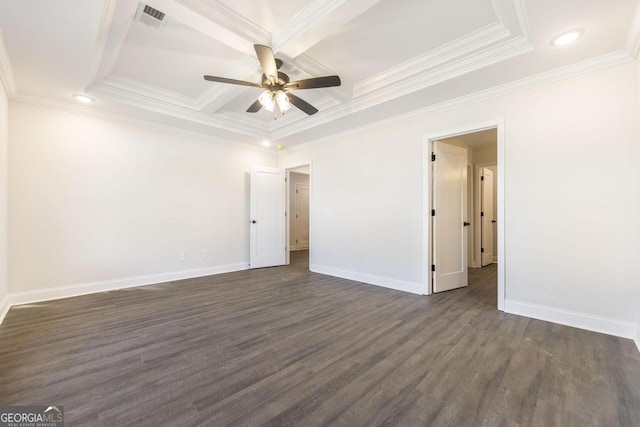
144, 0, 269, 56
273, 0, 384, 58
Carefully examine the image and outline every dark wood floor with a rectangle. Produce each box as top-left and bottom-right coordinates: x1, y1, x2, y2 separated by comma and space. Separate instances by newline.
1, 251, 639, 426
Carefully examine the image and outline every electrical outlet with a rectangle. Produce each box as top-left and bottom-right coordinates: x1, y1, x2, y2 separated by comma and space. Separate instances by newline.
178, 251, 185, 261
202, 249, 208, 258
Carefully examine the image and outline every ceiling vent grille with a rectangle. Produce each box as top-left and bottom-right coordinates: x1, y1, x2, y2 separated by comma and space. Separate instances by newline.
136, 3, 168, 29
143, 5, 165, 21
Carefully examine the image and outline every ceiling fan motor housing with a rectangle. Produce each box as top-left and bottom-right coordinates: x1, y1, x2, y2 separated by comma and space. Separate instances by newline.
262, 71, 290, 87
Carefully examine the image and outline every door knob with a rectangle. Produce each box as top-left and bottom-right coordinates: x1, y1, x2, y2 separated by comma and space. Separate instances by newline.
463, 222, 470, 227
251, 220, 257, 224
492, 220, 496, 223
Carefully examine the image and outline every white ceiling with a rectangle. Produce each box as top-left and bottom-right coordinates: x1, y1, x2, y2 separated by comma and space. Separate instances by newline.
0, 0, 638, 149
441, 128, 497, 150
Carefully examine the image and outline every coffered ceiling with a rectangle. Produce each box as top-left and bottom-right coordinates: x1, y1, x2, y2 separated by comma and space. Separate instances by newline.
0, 0, 638, 148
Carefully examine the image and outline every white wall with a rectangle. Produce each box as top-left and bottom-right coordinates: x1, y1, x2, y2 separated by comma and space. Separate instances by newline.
0, 79, 8, 321
8, 102, 276, 301
474, 146, 497, 164
280, 60, 640, 338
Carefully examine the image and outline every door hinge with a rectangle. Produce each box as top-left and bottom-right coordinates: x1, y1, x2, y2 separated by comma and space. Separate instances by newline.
481, 248, 485, 253
285, 212, 287, 217
431, 153, 436, 161
296, 189, 298, 193
431, 264, 435, 272
481, 211, 484, 217
296, 239, 298, 243
481, 176, 484, 181
296, 214, 298, 218
431, 209, 435, 216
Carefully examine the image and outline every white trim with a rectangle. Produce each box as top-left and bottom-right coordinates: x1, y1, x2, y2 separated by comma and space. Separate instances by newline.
311, 264, 425, 295
279, 50, 631, 151
625, 0, 640, 59
87, 81, 268, 138
0, 294, 10, 325
9, 263, 248, 307
290, 54, 354, 102
505, 299, 637, 340
10, 96, 270, 154
0, 29, 16, 97
84, 0, 119, 86
423, 119, 505, 310
355, 22, 514, 96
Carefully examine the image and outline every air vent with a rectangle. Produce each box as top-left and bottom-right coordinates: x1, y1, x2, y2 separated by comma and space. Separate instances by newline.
136, 3, 168, 29
143, 5, 165, 21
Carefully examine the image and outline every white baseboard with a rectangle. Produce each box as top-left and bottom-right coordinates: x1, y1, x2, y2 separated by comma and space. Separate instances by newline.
0, 294, 10, 324
8, 263, 249, 308
311, 264, 425, 295
505, 299, 636, 340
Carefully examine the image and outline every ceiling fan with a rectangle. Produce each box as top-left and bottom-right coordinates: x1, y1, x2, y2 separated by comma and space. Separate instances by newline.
204, 44, 341, 117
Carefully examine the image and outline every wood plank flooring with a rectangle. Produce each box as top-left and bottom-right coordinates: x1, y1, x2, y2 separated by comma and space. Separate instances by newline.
1, 251, 639, 426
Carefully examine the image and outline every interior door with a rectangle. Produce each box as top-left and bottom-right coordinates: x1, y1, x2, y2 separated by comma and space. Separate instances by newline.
481, 167, 494, 267
432, 141, 468, 292
250, 166, 286, 268
294, 183, 310, 249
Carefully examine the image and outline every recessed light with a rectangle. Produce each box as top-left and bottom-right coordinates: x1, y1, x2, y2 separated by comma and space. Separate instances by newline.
261, 140, 271, 147
73, 94, 94, 103
550, 29, 584, 47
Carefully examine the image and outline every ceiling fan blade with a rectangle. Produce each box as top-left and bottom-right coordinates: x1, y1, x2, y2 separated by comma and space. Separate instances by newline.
287, 93, 318, 115
246, 99, 262, 113
285, 76, 341, 90
254, 44, 278, 85
203, 75, 263, 88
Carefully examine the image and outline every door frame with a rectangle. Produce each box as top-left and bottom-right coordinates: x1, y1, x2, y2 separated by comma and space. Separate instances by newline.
423, 120, 505, 311
283, 161, 312, 267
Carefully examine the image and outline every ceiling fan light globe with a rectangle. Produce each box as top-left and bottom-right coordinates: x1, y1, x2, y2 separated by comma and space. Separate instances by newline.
275, 90, 291, 112
258, 90, 275, 112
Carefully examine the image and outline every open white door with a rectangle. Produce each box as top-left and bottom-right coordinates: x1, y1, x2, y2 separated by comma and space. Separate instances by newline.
250, 166, 286, 268
481, 167, 494, 266
432, 141, 468, 292
294, 184, 310, 249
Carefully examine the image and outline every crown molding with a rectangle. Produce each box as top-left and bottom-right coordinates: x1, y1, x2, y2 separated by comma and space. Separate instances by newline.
90, 0, 139, 84
355, 22, 512, 96
273, 0, 383, 55
272, 34, 533, 140
103, 74, 198, 109
195, 57, 261, 111
274, 0, 344, 50
89, 81, 268, 138
292, 54, 354, 102
142, 0, 265, 56
281, 50, 632, 153
187, 0, 270, 46
625, 0, 640, 59
85, 0, 119, 87
512, 0, 531, 39
0, 29, 16, 97
11, 94, 271, 154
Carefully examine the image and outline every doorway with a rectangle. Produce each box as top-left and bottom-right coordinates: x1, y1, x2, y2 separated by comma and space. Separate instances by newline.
424, 123, 504, 310
286, 164, 311, 268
